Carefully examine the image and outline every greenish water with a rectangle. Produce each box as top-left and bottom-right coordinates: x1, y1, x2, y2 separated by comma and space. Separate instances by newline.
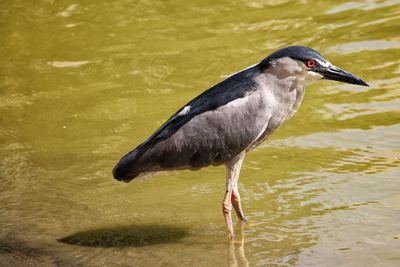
1, 0, 399, 266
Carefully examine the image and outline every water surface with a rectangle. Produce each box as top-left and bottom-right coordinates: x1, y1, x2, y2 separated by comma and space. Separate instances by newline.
1, 0, 399, 266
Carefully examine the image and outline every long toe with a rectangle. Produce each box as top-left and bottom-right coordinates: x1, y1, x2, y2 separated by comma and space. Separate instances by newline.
231, 190, 246, 221
222, 191, 234, 239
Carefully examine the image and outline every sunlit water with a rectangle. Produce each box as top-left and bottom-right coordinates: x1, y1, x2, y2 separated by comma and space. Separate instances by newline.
1, 1, 399, 266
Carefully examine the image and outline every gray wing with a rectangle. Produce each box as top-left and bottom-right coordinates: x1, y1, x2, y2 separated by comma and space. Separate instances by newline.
113, 91, 272, 181
143, 92, 272, 171
112, 66, 273, 181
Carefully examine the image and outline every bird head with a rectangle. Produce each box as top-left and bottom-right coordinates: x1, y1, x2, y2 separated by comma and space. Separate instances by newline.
261, 46, 369, 86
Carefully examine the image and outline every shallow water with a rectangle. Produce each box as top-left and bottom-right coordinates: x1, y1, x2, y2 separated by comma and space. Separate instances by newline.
1, 0, 399, 266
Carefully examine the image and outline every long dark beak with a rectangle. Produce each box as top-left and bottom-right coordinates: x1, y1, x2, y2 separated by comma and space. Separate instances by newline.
319, 65, 369, 87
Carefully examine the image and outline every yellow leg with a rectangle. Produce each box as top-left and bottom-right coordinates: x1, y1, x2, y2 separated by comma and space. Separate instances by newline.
223, 152, 245, 239
222, 190, 234, 239
231, 189, 246, 222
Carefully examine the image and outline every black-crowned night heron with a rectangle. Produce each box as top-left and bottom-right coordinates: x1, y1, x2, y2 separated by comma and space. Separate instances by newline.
113, 46, 368, 239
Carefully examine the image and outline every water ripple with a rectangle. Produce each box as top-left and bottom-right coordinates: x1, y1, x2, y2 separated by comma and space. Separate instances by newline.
327, 40, 400, 54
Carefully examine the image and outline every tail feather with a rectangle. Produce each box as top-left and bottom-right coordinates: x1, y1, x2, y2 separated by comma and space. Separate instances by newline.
113, 146, 145, 182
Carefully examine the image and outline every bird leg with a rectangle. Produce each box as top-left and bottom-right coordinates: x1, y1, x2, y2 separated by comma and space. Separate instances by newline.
231, 189, 246, 222
222, 190, 234, 239
223, 152, 245, 239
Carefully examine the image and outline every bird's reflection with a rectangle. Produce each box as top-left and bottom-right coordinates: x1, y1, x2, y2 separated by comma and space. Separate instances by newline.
228, 221, 249, 267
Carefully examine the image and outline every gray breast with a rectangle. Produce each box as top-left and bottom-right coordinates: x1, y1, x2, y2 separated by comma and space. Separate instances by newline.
119, 71, 306, 175
249, 75, 306, 149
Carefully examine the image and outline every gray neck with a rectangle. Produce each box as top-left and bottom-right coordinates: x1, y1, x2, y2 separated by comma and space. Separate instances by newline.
255, 62, 307, 123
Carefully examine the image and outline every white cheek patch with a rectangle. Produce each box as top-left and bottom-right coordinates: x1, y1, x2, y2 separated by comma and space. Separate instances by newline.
305, 71, 323, 84
307, 71, 323, 79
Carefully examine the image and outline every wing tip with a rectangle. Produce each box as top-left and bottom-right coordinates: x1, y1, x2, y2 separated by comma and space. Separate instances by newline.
112, 147, 143, 182
112, 162, 140, 182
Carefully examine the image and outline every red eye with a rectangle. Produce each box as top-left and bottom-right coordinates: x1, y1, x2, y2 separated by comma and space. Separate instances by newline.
306, 59, 316, 68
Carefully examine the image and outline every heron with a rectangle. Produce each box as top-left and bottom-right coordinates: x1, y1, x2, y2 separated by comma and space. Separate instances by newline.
113, 46, 368, 239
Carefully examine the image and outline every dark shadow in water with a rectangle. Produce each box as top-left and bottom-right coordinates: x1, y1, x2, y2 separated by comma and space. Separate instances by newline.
58, 224, 188, 247
0, 238, 82, 267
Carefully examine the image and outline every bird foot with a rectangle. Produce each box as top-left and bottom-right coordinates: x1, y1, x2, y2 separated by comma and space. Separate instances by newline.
228, 231, 235, 240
